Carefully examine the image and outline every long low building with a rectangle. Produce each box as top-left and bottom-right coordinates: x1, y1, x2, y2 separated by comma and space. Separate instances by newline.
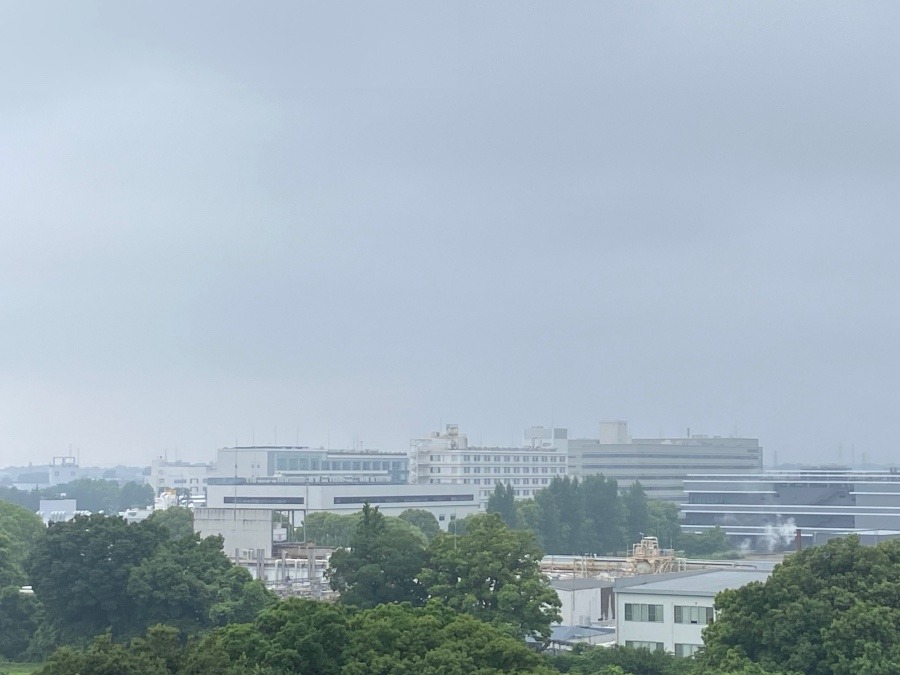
682, 469, 900, 549
196, 481, 480, 556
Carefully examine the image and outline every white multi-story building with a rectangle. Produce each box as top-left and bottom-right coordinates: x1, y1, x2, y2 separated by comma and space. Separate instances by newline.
614, 569, 771, 656
147, 458, 215, 497
410, 425, 567, 507
213, 446, 408, 484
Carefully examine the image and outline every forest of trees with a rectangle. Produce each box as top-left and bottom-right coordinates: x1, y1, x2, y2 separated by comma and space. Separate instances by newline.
0, 478, 154, 514
487, 476, 730, 558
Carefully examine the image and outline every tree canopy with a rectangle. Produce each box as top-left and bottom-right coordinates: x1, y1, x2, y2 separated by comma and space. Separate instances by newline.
420, 512, 561, 640
25, 513, 273, 648
328, 503, 428, 608
398, 508, 442, 542
699, 535, 900, 675
39, 600, 555, 675
0, 478, 154, 514
147, 506, 195, 540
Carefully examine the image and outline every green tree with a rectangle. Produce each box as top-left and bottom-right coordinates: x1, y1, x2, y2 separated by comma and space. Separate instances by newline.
300, 511, 361, 547
488, 482, 518, 528
327, 503, 427, 608
621, 482, 649, 546
147, 506, 194, 541
420, 512, 561, 640
36, 631, 170, 675
550, 643, 694, 675
699, 535, 900, 675
43, 478, 121, 513
647, 500, 681, 550
399, 508, 442, 542
128, 533, 274, 634
26, 514, 166, 641
680, 526, 730, 558
0, 586, 42, 661
182, 598, 348, 675
0, 501, 45, 572
117, 482, 155, 510
343, 601, 556, 675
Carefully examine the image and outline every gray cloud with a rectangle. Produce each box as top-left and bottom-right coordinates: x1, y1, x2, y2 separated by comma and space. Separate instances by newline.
1, 2, 899, 466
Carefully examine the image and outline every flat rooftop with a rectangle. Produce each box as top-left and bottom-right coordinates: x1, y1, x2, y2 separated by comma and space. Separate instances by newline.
616, 569, 772, 597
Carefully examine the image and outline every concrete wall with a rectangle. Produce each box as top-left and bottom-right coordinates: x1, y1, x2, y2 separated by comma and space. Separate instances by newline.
194, 507, 274, 557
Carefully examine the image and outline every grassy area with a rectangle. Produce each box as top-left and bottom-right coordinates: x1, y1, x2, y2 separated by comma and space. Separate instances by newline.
0, 663, 41, 674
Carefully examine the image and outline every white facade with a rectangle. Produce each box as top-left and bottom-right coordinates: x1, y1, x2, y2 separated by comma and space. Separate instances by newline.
551, 578, 615, 625
49, 456, 79, 486
410, 425, 567, 507
213, 446, 408, 484
614, 569, 771, 656
197, 481, 480, 556
37, 499, 78, 525
195, 507, 276, 557
147, 459, 214, 496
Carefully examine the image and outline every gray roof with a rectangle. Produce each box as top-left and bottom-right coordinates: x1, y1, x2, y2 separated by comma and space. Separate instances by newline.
550, 577, 615, 591
527, 625, 615, 645
615, 569, 771, 597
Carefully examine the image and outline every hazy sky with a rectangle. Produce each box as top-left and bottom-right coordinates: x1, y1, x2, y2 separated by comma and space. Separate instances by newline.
2, 3, 899, 467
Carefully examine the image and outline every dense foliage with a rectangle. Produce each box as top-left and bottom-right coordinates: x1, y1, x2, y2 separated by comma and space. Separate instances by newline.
146, 506, 195, 540
0, 503, 47, 661
38, 600, 556, 675
487, 476, 729, 558
327, 504, 428, 608
25, 514, 273, 652
328, 508, 561, 639
698, 535, 900, 675
420, 512, 562, 639
0, 479, 154, 514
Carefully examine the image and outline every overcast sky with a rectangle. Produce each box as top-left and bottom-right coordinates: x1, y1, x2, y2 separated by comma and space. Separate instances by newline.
2, 3, 898, 468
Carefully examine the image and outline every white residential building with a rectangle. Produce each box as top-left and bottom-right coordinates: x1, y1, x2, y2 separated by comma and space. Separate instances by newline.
410, 425, 567, 507
614, 569, 772, 656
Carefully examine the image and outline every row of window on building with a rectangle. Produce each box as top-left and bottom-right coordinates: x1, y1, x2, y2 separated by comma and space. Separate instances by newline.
623, 603, 714, 625
625, 641, 702, 657
428, 466, 565, 475
276, 458, 404, 472
429, 454, 562, 463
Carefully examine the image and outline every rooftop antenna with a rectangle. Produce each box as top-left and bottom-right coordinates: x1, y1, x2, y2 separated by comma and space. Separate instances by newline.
274, 424, 277, 446
252, 425, 255, 446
